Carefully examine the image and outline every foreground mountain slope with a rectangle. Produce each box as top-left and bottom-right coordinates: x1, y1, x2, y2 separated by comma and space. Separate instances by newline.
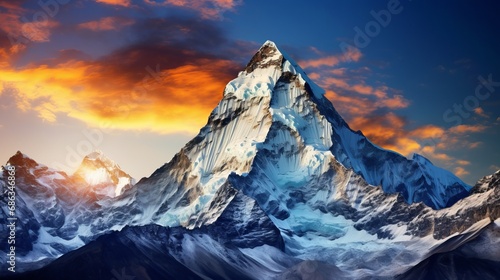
7, 197, 293, 280
398, 170, 500, 279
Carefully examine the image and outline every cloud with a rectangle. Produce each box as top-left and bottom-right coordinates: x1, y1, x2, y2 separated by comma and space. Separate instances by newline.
0, 2, 26, 36
0, 17, 242, 134
449, 124, 487, 134
95, 0, 131, 7
321, 78, 409, 115
468, 142, 481, 149
0, 1, 59, 44
78, 17, 135, 31
351, 84, 372, 95
297, 46, 491, 179
409, 125, 445, 139
145, 0, 241, 19
1, 56, 239, 133
454, 167, 470, 177
375, 94, 409, 109
473, 107, 488, 118
421, 146, 452, 161
490, 165, 500, 172
330, 68, 347, 76
300, 47, 362, 68
325, 90, 375, 117
348, 113, 422, 156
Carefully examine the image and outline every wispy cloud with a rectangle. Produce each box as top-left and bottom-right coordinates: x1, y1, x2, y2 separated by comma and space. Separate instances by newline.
95, 0, 131, 7
0, 2, 60, 45
448, 124, 487, 134
145, 0, 242, 19
454, 166, 470, 177
300, 47, 361, 68
78, 17, 135, 31
474, 107, 488, 118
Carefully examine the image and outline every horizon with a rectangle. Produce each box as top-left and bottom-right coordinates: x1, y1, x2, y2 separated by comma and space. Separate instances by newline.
1, 1, 499, 185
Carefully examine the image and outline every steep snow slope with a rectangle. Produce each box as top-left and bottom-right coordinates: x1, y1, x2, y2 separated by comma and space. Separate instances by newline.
5, 225, 297, 280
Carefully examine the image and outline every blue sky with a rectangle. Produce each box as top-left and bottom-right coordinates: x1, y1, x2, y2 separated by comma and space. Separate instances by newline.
0, 0, 498, 184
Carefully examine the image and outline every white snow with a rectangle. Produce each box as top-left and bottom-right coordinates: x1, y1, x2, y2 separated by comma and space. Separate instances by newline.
115, 176, 132, 196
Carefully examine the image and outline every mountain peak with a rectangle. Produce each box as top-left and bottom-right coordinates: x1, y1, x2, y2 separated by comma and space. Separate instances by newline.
199, 40, 469, 210
230, 40, 324, 102
244, 40, 283, 74
74, 151, 135, 197
6, 150, 39, 170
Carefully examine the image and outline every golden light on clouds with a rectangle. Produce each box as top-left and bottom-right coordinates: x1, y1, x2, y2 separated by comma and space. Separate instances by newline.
146, 0, 241, 19
302, 47, 492, 179
95, 0, 131, 7
78, 17, 135, 31
0, 58, 237, 134
300, 47, 362, 68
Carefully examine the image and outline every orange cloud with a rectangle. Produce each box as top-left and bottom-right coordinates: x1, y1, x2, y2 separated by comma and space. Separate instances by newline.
350, 116, 399, 144
0, 1, 61, 44
308, 72, 321, 80
375, 95, 409, 109
409, 125, 445, 139
330, 68, 346, 76
454, 166, 470, 177
351, 84, 373, 95
146, 0, 241, 19
325, 90, 376, 116
323, 77, 350, 90
348, 113, 423, 156
0, 2, 25, 35
78, 17, 135, 31
473, 107, 488, 118
420, 146, 452, 161
318, 77, 410, 113
449, 124, 487, 134
301, 46, 486, 180
95, 0, 131, 7
0, 56, 239, 134
300, 47, 362, 68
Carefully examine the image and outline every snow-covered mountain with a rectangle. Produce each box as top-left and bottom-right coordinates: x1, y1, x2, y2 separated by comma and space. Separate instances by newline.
0, 151, 136, 272
73, 151, 135, 198
2, 41, 499, 279
6, 170, 499, 279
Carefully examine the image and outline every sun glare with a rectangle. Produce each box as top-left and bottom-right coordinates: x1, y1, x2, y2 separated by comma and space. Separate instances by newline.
81, 167, 112, 186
